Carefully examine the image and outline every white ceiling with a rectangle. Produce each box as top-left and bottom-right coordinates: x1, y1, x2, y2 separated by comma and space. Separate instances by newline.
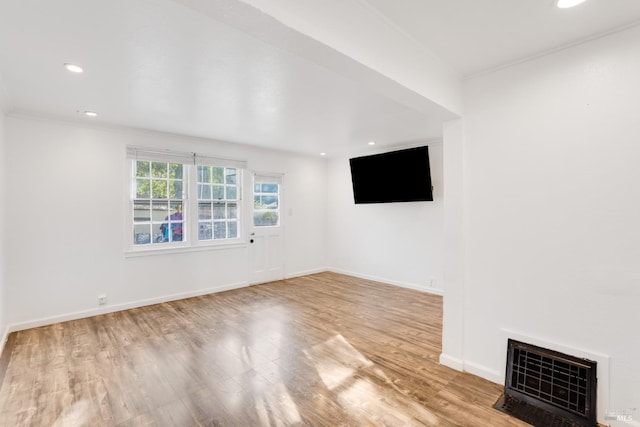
362, 0, 640, 77
1, 0, 639, 156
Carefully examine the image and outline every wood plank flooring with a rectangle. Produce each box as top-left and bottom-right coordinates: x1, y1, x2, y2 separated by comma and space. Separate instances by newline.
0, 272, 529, 426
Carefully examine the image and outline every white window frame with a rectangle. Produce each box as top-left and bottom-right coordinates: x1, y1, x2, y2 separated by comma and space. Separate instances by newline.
125, 147, 247, 256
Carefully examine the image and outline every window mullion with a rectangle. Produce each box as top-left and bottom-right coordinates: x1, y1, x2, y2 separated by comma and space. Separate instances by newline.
188, 164, 199, 244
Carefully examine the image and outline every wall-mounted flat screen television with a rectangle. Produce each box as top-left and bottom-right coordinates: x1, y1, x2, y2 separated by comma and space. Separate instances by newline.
349, 146, 433, 204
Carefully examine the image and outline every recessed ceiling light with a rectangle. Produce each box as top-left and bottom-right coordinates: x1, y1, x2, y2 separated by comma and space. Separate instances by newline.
368, 141, 376, 146
64, 63, 84, 73
557, 0, 587, 8
84, 111, 98, 117
320, 152, 326, 156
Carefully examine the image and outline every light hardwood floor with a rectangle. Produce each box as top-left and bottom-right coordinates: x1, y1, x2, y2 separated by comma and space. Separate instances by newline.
0, 272, 529, 426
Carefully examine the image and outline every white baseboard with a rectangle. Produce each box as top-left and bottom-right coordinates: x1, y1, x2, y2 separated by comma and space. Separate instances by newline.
0, 325, 8, 359
439, 353, 464, 371
7, 281, 249, 333
285, 267, 328, 279
439, 353, 502, 384
463, 360, 502, 384
328, 268, 444, 296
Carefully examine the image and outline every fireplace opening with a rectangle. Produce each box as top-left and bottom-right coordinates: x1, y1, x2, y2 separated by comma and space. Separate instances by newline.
494, 339, 597, 427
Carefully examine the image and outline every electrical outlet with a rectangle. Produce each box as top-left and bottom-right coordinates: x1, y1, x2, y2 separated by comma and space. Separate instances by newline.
428, 278, 435, 287
98, 294, 107, 306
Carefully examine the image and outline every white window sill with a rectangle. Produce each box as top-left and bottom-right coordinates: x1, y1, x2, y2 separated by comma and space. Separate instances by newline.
125, 241, 247, 258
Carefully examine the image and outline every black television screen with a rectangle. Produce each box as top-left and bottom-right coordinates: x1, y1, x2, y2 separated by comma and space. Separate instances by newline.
349, 146, 433, 204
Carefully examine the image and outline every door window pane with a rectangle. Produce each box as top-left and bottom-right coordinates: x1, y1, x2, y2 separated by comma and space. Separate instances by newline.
253, 180, 280, 227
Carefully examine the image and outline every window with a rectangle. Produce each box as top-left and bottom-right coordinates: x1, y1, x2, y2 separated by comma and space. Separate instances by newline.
253, 176, 281, 227
197, 166, 239, 240
127, 147, 246, 250
133, 161, 186, 245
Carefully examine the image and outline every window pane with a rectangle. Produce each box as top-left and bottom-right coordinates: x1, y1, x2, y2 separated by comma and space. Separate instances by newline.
169, 201, 183, 219
161, 203, 183, 242
198, 183, 211, 200
169, 180, 183, 198
227, 203, 237, 219
228, 221, 238, 238
254, 212, 279, 227
133, 200, 151, 222
198, 202, 211, 220
152, 222, 168, 244
197, 166, 209, 183
254, 195, 261, 208
213, 222, 227, 239
199, 222, 212, 240
133, 224, 153, 245
169, 163, 183, 179
254, 183, 260, 193
136, 161, 150, 177
211, 167, 224, 184
152, 201, 169, 222
261, 195, 278, 209
152, 180, 168, 199
212, 185, 224, 199
261, 183, 278, 193
136, 179, 150, 198
168, 221, 184, 242
226, 186, 237, 200
213, 202, 225, 219
225, 169, 237, 185
152, 162, 168, 178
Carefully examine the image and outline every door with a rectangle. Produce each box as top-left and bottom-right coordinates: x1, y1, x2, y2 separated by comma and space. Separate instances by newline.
248, 173, 284, 284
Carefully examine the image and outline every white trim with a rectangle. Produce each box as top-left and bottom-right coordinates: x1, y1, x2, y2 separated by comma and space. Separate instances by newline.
463, 360, 502, 384
328, 267, 444, 296
499, 329, 611, 426
438, 353, 502, 384
465, 19, 640, 80
439, 353, 464, 371
7, 281, 249, 333
127, 145, 195, 165
0, 326, 9, 358
125, 241, 246, 258
197, 155, 247, 169
285, 267, 328, 279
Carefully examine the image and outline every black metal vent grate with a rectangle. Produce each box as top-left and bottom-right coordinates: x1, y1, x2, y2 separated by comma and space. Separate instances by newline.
512, 346, 588, 415
495, 339, 597, 427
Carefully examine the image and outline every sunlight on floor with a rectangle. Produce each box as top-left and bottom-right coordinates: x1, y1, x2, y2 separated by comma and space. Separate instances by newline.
254, 382, 302, 426
305, 334, 441, 426
304, 334, 373, 390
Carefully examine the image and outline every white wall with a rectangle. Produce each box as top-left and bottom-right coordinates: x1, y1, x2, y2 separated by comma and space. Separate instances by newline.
444, 25, 640, 423
4, 116, 328, 329
327, 143, 444, 294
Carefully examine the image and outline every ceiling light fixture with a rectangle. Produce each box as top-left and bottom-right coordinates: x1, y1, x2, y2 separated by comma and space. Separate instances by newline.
320, 152, 326, 156
84, 111, 98, 117
557, 0, 588, 8
368, 141, 376, 146
64, 63, 84, 73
